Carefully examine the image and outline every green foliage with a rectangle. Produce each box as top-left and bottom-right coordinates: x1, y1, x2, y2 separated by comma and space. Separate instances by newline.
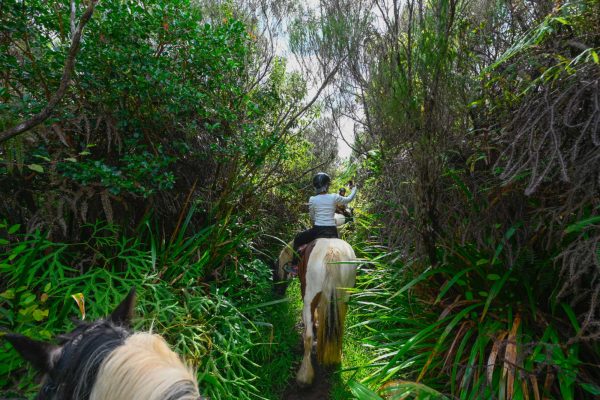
58, 139, 176, 197
1, 0, 599, 399
344, 225, 600, 399
0, 217, 288, 399
326, 0, 600, 397
0, 0, 315, 240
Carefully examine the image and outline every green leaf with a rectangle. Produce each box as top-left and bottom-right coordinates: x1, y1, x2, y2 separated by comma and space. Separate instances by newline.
392, 266, 450, 298
432, 303, 481, 356
239, 298, 289, 311
480, 269, 511, 322
435, 267, 474, 304
561, 303, 580, 333
580, 382, 600, 395
27, 164, 44, 173
381, 381, 450, 399
490, 225, 518, 265
592, 51, 599, 64
8, 224, 20, 234
554, 17, 570, 25
486, 274, 500, 281
8, 243, 27, 260
33, 309, 49, 321
0, 289, 15, 299
348, 380, 383, 400
565, 216, 600, 234
20, 294, 36, 306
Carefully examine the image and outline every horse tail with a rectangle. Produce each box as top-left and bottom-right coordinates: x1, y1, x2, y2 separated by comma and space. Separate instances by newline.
316, 246, 347, 365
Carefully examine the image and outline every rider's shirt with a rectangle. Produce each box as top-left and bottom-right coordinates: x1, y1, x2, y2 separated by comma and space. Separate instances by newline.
309, 187, 357, 226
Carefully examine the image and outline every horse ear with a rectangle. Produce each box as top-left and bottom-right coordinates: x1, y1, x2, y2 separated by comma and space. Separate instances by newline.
109, 288, 136, 326
5, 333, 57, 372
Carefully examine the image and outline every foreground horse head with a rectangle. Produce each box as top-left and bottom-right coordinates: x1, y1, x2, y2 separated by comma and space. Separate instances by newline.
6, 288, 202, 400
284, 238, 357, 387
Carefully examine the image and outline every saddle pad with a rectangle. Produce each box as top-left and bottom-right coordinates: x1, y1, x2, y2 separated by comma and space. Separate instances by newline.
298, 240, 318, 298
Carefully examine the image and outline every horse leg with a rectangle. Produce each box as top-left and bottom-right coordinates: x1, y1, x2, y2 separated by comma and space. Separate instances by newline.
296, 301, 315, 386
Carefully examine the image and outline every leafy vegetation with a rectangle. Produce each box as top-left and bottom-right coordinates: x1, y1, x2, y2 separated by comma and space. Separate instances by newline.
318, 0, 600, 398
1, 0, 599, 399
0, 216, 298, 399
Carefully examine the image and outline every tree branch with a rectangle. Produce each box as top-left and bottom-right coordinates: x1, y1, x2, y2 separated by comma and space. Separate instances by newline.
278, 58, 346, 135
0, 0, 99, 145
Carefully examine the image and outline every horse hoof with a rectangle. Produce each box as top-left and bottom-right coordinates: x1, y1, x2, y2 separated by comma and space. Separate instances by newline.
296, 365, 314, 388
296, 377, 313, 388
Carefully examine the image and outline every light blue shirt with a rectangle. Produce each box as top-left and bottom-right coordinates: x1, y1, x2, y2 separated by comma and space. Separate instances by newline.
309, 187, 357, 226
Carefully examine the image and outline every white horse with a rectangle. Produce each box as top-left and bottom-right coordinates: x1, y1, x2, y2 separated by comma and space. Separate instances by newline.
334, 213, 346, 227
275, 238, 357, 386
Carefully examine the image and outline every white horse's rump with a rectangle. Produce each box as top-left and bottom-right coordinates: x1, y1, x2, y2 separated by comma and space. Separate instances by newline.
293, 238, 356, 386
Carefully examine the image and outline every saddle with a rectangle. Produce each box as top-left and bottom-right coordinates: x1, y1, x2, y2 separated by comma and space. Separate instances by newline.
297, 240, 317, 298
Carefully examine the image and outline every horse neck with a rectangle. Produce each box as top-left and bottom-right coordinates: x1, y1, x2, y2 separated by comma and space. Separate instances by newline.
47, 321, 131, 400
90, 333, 199, 400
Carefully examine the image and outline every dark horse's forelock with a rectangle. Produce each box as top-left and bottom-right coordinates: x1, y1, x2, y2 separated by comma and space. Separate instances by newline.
41, 319, 131, 400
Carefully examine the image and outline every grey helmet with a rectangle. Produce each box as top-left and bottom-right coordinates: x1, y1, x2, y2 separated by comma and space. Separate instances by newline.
313, 172, 331, 194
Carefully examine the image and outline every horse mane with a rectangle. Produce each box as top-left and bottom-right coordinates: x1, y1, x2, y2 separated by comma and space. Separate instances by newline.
50, 323, 198, 400
50, 319, 132, 399
90, 333, 199, 400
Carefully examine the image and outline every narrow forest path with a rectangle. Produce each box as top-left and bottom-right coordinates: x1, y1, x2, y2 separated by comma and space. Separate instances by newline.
270, 273, 367, 399
282, 353, 334, 400
274, 280, 335, 399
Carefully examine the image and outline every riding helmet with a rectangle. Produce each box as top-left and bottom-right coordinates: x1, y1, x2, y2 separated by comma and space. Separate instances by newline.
313, 172, 331, 193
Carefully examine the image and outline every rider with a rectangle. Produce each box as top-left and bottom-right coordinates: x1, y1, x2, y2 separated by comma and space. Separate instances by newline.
289, 173, 357, 269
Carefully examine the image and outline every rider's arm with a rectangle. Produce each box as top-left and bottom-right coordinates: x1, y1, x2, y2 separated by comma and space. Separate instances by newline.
336, 186, 357, 205
308, 197, 316, 223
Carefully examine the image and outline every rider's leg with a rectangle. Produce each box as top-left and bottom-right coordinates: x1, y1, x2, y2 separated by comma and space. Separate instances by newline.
313, 225, 339, 239
293, 227, 317, 264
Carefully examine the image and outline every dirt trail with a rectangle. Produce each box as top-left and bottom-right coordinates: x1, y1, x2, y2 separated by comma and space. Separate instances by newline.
281, 352, 333, 400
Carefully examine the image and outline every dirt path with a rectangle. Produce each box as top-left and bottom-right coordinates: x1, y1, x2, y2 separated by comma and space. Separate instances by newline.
281, 352, 334, 400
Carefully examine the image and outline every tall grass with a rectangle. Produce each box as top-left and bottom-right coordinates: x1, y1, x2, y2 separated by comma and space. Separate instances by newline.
345, 224, 600, 400
0, 217, 286, 399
